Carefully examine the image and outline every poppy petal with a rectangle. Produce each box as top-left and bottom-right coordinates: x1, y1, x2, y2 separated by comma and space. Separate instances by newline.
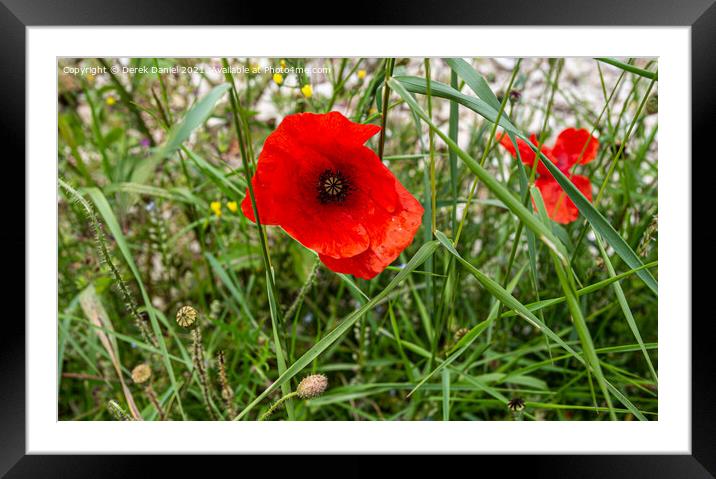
535, 175, 593, 224
551, 128, 599, 169
241, 111, 423, 277
240, 137, 372, 258
277, 111, 381, 152
319, 184, 424, 280
498, 132, 550, 176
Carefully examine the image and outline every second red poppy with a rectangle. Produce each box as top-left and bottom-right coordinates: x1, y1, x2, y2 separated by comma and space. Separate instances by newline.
499, 128, 599, 224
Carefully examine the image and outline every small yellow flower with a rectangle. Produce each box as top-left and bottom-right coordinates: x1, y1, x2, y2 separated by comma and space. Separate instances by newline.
273, 73, 284, 85
105, 96, 117, 106
86, 74, 95, 83
357, 69, 367, 80
301, 84, 313, 98
280, 59, 287, 69
227, 201, 238, 213
210, 201, 222, 217
369, 107, 378, 115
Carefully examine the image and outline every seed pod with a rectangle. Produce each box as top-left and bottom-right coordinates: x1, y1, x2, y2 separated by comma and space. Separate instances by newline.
645, 93, 658, 115
507, 397, 525, 412
296, 374, 328, 399
131, 363, 152, 384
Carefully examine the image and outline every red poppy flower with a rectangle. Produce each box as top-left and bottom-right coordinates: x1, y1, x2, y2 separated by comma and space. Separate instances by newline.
241, 111, 424, 280
499, 128, 599, 224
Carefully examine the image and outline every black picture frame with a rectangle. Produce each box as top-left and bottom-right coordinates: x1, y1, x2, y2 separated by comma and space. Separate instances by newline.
3, 0, 711, 475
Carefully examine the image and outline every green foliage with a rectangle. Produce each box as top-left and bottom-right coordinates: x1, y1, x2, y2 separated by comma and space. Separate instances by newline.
58, 57, 658, 421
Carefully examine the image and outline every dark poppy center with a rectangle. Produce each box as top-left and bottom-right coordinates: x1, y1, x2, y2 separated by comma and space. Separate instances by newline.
317, 169, 350, 204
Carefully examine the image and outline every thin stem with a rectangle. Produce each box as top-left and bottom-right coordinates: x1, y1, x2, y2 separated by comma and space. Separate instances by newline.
259, 391, 298, 421
378, 58, 395, 161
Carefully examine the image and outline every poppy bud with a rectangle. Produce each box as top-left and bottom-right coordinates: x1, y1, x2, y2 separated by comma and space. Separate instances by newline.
296, 374, 328, 399
645, 93, 658, 115
131, 363, 152, 384
507, 397, 525, 412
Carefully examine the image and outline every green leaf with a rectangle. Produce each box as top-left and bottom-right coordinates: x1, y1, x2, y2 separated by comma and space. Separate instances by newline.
183, 148, 246, 199
103, 182, 205, 206
394, 75, 520, 134
132, 83, 231, 183
595, 58, 658, 81
595, 234, 658, 383
531, 186, 616, 420
444, 58, 501, 110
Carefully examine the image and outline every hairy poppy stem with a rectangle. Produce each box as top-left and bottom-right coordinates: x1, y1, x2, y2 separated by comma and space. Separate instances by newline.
283, 257, 320, 322
259, 392, 298, 421
145, 384, 166, 420
378, 58, 395, 161
425, 58, 437, 235
222, 58, 294, 420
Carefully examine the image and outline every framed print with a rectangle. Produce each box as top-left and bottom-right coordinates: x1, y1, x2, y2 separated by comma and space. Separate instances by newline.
4, 0, 712, 475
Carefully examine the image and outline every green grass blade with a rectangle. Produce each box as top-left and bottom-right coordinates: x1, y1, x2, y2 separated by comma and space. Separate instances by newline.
500, 261, 658, 318
526, 142, 658, 296
133, 83, 231, 183
595, 234, 658, 383
389, 78, 569, 264
444, 58, 501, 110
234, 240, 440, 420
205, 252, 257, 327
595, 58, 658, 81
531, 186, 615, 420
435, 230, 645, 420
407, 264, 526, 397
394, 75, 520, 134
441, 369, 451, 421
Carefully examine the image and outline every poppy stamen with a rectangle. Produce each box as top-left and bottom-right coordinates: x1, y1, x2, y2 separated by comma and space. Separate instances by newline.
318, 169, 350, 203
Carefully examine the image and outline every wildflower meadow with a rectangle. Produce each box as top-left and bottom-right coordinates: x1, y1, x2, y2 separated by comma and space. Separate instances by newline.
58, 57, 658, 421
